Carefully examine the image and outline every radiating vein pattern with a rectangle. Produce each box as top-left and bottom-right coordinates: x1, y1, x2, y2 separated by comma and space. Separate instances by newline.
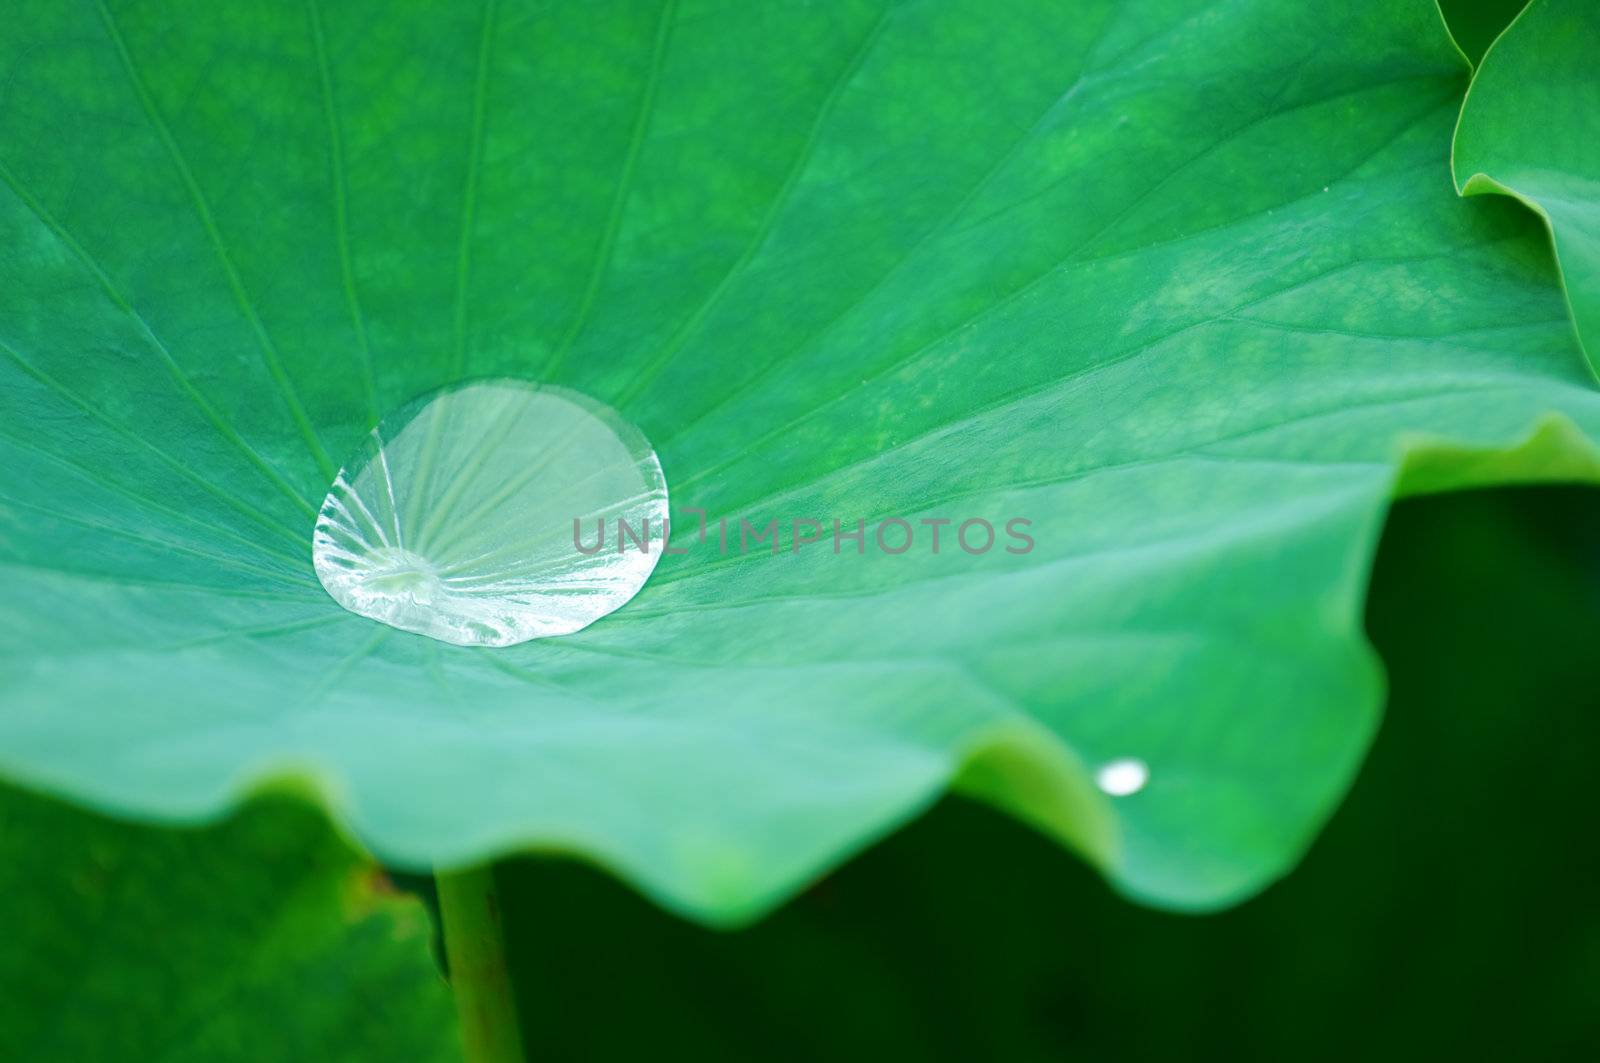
312, 381, 668, 647
6, 0, 1600, 925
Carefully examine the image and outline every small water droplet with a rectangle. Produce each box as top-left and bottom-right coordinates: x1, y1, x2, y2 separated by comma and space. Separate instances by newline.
1094, 757, 1149, 797
313, 380, 668, 647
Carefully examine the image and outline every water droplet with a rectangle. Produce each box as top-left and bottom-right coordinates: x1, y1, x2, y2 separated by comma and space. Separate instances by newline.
1094, 757, 1149, 797
313, 380, 668, 647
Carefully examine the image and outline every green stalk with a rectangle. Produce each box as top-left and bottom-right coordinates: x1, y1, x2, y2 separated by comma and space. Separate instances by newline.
437, 863, 525, 1062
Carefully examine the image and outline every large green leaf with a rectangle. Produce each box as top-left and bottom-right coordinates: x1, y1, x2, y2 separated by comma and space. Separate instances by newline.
3, 0, 1599, 923
0, 786, 458, 1061
1453, 0, 1600, 367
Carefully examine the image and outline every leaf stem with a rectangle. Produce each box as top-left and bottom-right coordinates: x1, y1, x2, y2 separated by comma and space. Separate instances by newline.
437, 863, 525, 1062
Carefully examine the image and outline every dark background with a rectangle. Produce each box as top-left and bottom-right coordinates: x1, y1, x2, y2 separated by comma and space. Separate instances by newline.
495, 484, 1600, 1061
1438, 0, 1535, 63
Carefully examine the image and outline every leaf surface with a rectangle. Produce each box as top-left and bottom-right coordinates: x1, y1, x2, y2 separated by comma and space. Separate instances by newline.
3, 0, 1599, 923
1453, 0, 1600, 367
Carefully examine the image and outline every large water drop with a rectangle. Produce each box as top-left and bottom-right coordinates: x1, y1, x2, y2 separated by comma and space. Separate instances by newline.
312, 381, 668, 647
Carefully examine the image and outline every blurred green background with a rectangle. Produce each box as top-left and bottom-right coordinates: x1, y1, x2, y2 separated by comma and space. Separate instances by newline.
491, 485, 1600, 1061
1438, 0, 1533, 62
1440, 0, 1536, 61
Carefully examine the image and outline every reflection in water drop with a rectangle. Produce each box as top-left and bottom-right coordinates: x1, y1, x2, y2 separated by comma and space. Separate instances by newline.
1094, 757, 1149, 797
313, 381, 668, 647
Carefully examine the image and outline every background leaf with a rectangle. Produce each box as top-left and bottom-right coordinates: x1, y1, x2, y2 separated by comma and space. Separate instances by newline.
0, 786, 459, 1061
1453, 0, 1600, 367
